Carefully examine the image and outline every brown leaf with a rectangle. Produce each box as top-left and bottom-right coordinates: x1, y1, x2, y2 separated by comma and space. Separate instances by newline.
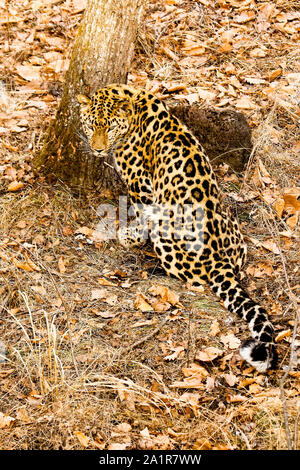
164, 346, 185, 361
223, 372, 239, 387
114, 422, 132, 434
148, 284, 182, 306
92, 309, 118, 318
273, 197, 285, 218
30, 285, 47, 296
7, 181, 24, 192
75, 226, 93, 237
74, 431, 89, 448
249, 47, 267, 58
91, 288, 110, 300
286, 214, 298, 230
197, 88, 216, 101
135, 293, 153, 312
193, 438, 213, 450
0, 411, 15, 429
275, 329, 292, 342
107, 442, 131, 450
4, 166, 17, 180
13, 257, 40, 272
15, 64, 41, 82
261, 239, 280, 255
97, 277, 118, 287
235, 96, 257, 109
220, 333, 241, 349
16, 408, 31, 423
283, 188, 300, 213
195, 347, 223, 362
235, 11, 256, 23
209, 319, 220, 336
219, 42, 232, 53
58, 256, 66, 273
266, 68, 282, 81
152, 300, 171, 312
183, 44, 206, 56
246, 262, 273, 278
182, 363, 208, 378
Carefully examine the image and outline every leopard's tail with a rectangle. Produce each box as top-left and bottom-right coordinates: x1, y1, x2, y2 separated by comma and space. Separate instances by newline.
209, 266, 277, 372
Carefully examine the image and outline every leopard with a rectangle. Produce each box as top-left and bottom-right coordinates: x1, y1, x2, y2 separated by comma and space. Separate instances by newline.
77, 84, 278, 372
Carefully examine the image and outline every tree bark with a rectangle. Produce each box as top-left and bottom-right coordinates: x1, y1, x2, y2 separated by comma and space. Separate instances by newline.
33, 0, 144, 194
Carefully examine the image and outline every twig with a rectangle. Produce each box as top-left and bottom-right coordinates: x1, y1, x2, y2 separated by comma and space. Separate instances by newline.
122, 315, 169, 354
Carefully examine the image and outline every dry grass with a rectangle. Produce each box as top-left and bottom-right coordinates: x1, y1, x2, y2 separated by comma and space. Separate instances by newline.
0, 139, 299, 449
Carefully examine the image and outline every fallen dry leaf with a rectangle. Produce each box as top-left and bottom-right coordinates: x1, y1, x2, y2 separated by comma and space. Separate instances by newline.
274, 197, 285, 218
92, 309, 118, 319
135, 293, 153, 312
58, 256, 66, 273
97, 277, 118, 287
286, 214, 298, 230
197, 87, 216, 101
114, 422, 132, 434
30, 285, 47, 296
220, 333, 241, 350
246, 262, 273, 278
107, 442, 131, 450
261, 239, 280, 255
223, 372, 239, 387
235, 10, 256, 23
91, 288, 117, 305
13, 257, 40, 272
195, 346, 223, 362
182, 362, 208, 378
235, 96, 257, 110
170, 376, 205, 389
16, 407, 31, 424
250, 47, 267, 58
74, 431, 90, 448
0, 411, 15, 429
152, 299, 171, 311
148, 284, 182, 307
283, 188, 300, 213
209, 319, 221, 336
138, 427, 154, 450
275, 329, 292, 342
75, 226, 93, 237
15, 64, 41, 82
164, 346, 185, 361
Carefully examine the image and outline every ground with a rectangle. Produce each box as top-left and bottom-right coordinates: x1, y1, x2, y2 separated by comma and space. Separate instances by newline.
0, 0, 299, 450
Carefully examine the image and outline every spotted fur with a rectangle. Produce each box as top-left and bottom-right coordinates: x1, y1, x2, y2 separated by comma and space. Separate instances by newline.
77, 84, 277, 372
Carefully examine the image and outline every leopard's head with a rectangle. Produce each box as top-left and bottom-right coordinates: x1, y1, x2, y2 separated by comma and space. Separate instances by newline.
77, 86, 134, 156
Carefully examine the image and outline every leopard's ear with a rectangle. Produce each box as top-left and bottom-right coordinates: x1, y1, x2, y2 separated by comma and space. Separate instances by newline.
77, 94, 91, 108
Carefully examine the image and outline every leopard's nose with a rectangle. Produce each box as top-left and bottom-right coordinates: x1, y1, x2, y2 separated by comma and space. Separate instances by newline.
94, 149, 105, 157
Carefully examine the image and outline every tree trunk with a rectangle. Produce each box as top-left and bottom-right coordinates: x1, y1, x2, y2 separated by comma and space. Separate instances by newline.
33, 0, 144, 194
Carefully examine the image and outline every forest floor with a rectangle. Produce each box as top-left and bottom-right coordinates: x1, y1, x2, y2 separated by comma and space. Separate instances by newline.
0, 0, 299, 450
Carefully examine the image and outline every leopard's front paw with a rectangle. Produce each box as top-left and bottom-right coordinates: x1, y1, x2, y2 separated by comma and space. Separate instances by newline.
117, 226, 145, 248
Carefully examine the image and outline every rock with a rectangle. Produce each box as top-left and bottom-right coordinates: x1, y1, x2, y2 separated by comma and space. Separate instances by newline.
169, 104, 252, 172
